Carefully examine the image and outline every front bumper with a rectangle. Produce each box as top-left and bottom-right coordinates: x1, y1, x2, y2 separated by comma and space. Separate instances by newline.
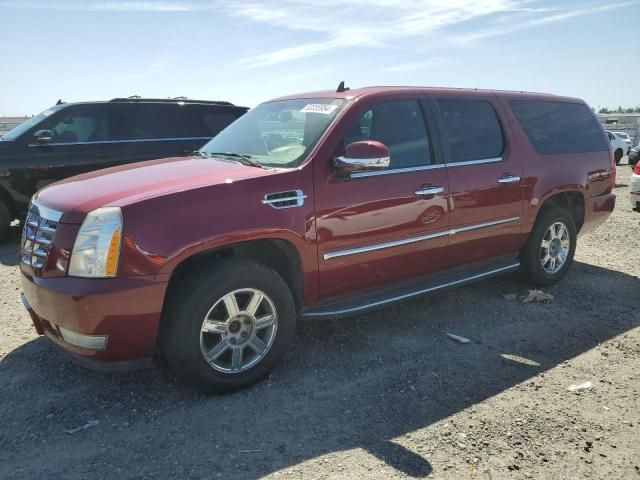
21, 271, 168, 367
580, 193, 616, 235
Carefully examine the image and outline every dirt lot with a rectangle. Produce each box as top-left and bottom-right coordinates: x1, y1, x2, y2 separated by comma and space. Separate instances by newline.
1, 164, 639, 480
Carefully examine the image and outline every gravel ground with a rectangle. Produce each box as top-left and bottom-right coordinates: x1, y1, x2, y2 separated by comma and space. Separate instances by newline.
1, 164, 639, 480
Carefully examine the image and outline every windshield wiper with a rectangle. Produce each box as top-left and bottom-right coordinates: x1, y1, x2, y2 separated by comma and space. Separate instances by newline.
206, 152, 264, 168
193, 150, 208, 158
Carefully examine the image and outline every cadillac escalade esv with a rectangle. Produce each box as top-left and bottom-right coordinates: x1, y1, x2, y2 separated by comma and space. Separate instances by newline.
20, 86, 616, 392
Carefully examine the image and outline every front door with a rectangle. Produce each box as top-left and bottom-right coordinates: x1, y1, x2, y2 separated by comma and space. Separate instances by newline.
430, 94, 524, 267
16, 104, 114, 199
314, 97, 451, 299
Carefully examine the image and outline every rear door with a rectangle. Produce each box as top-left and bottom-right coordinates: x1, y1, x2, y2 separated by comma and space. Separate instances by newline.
430, 95, 524, 266
108, 103, 244, 164
315, 96, 451, 298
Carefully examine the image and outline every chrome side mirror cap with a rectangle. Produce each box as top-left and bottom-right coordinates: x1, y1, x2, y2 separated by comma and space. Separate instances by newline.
333, 140, 390, 179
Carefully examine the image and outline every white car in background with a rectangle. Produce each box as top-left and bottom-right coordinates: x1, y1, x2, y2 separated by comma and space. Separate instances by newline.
612, 131, 632, 149
631, 162, 640, 212
607, 130, 628, 165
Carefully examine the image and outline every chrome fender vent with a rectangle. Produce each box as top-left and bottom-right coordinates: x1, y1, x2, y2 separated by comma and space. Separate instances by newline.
262, 190, 307, 209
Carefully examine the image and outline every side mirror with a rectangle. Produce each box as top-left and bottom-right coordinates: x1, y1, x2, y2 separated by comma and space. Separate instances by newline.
333, 140, 390, 178
34, 130, 52, 145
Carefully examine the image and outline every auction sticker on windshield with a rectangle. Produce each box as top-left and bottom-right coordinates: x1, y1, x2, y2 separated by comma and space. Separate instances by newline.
300, 104, 339, 114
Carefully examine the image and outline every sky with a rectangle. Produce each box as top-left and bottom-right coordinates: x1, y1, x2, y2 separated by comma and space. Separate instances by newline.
0, 0, 638, 116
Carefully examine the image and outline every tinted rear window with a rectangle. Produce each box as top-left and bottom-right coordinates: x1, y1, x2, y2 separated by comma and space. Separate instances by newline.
110, 104, 243, 141
509, 100, 608, 155
435, 99, 504, 163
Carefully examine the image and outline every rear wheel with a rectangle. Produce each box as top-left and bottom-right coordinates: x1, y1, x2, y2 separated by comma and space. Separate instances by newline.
519, 207, 577, 287
0, 201, 10, 242
614, 149, 622, 165
162, 258, 296, 393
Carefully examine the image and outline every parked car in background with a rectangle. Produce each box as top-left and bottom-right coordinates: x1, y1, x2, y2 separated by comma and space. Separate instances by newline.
628, 144, 639, 167
0, 97, 248, 240
631, 162, 640, 211
612, 131, 632, 149
607, 130, 628, 164
20, 85, 615, 392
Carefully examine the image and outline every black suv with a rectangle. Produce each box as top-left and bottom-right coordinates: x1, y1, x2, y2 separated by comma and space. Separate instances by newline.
0, 97, 247, 239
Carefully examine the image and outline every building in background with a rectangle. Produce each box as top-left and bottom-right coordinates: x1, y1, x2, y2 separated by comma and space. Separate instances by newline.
596, 113, 640, 146
0, 116, 31, 135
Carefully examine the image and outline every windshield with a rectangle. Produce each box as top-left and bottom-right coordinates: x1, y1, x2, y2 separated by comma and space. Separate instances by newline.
2, 105, 65, 141
199, 98, 348, 168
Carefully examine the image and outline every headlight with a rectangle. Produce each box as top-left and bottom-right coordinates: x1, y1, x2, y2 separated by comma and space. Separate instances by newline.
68, 207, 123, 278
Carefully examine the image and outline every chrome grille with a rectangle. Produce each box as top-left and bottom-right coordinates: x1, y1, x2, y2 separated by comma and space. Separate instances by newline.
21, 210, 58, 269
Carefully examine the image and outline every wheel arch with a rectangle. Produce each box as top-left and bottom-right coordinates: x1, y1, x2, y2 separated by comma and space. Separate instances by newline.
535, 190, 585, 233
0, 184, 17, 219
164, 237, 305, 310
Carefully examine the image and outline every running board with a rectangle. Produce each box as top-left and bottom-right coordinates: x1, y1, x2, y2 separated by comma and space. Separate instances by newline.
301, 258, 520, 320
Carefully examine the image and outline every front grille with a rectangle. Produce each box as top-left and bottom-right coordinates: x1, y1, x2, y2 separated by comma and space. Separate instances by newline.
21, 211, 58, 269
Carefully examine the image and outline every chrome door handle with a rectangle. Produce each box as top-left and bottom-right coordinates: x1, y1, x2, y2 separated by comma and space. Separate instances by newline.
415, 186, 444, 196
497, 175, 521, 184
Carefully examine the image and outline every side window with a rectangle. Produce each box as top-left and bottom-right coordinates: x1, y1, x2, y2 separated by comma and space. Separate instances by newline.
509, 100, 608, 155
110, 104, 184, 141
342, 100, 431, 169
45, 107, 109, 144
435, 99, 504, 163
200, 111, 243, 136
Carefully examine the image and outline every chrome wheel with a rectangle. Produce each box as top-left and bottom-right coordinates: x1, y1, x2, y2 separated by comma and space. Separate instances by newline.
199, 288, 278, 373
540, 221, 570, 275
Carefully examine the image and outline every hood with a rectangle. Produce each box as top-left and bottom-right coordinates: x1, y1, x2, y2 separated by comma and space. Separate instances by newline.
36, 156, 275, 223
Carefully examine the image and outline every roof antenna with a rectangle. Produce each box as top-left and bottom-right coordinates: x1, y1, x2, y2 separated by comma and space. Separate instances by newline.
336, 81, 349, 93
56, 99, 63, 105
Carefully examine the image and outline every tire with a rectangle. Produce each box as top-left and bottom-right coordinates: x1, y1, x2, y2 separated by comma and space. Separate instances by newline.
0, 201, 10, 242
519, 207, 577, 287
614, 149, 622, 165
162, 258, 296, 393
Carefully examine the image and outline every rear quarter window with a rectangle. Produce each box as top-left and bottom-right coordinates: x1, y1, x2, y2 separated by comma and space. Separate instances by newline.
509, 100, 608, 155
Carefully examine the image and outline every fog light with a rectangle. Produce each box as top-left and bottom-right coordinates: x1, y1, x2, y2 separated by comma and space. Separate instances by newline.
59, 327, 108, 350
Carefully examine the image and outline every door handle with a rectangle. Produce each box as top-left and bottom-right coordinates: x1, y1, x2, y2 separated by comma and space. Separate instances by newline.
497, 175, 521, 184
415, 186, 444, 196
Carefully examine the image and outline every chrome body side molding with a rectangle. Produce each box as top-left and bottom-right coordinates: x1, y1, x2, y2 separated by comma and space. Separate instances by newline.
323, 216, 520, 260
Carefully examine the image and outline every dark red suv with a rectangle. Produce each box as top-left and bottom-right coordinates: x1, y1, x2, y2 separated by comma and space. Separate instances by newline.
20, 86, 615, 392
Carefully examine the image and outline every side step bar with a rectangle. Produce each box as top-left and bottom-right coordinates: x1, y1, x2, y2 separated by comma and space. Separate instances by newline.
301, 258, 520, 320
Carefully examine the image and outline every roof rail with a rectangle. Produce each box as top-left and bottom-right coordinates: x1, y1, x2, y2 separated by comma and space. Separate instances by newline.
108, 97, 235, 106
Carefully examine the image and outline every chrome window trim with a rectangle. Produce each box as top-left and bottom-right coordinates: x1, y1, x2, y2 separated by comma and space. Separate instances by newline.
302, 261, 520, 318
28, 136, 212, 147
30, 198, 63, 222
444, 157, 503, 168
323, 216, 519, 260
347, 156, 503, 179
350, 164, 445, 179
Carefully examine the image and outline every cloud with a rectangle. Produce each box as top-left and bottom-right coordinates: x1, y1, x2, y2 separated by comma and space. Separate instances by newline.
229, 0, 639, 68
383, 58, 455, 73
0, 1, 210, 11
456, 1, 639, 42
233, 0, 523, 67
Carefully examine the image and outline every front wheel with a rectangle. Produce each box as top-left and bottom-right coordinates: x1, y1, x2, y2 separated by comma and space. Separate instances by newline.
0, 201, 10, 242
519, 207, 577, 287
162, 258, 296, 393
